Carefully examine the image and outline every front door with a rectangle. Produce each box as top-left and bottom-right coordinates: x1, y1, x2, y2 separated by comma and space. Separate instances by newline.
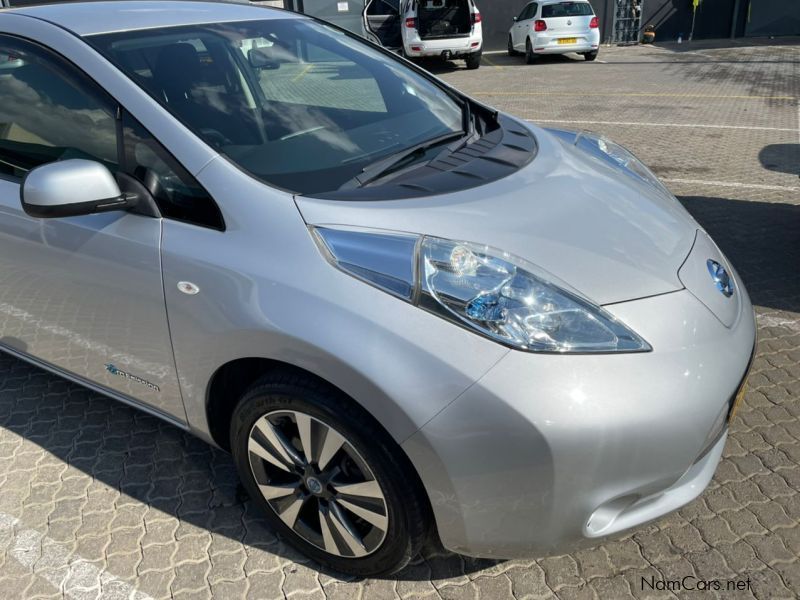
0, 34, 185, 422
366, 0, 403, 49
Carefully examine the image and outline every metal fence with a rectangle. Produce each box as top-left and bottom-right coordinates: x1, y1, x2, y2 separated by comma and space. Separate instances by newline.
611, 0, 642, 44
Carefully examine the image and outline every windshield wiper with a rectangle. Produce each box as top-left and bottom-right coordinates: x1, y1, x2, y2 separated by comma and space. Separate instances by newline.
338, 131, 468, 191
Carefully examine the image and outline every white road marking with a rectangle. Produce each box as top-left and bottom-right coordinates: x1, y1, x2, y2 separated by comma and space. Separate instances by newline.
758, 314, 800, 334
0, 513, 153, 600
660, 178, 799, 192
526, 118, 798, 133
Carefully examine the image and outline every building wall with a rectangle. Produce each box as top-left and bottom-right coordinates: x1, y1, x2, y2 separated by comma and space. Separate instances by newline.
282, 1, 798, 51
744, 0, 800, 37
640, 0, 736, 42
281, 0, 608, 50
474, 0, 520, 50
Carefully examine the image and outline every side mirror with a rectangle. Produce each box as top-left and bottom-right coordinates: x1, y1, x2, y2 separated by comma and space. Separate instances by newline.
248, 48, 280, 70
513, 16, 518, 22
21, 159, 135, 219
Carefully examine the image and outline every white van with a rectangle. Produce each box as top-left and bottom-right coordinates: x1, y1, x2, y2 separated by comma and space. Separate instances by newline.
401, 0, 483, 68
365, 0, 483, 69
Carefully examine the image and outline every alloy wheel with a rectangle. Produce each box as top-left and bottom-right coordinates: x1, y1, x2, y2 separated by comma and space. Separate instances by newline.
247, 410, 389, 557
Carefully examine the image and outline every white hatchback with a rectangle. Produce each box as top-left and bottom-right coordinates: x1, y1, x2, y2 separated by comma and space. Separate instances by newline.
508, 0, 600, 63
401, 0, 483, 69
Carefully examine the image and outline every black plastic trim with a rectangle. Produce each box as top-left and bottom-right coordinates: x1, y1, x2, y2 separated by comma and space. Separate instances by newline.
304, 114, 537, 201
21, 194, 133, 219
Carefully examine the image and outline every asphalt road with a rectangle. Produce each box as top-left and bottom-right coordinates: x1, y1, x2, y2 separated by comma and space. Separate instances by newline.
0, 38, 798, 599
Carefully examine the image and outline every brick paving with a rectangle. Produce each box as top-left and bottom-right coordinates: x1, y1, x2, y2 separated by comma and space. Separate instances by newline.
0, 40, 798, 598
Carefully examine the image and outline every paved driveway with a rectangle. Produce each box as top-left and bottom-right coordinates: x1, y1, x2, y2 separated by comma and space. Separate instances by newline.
0, 40, 798, 599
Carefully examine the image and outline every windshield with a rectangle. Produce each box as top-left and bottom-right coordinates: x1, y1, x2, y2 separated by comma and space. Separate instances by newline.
88, 19, 464, 194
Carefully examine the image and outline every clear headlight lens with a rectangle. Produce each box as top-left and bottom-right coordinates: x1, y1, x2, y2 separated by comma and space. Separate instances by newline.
574, 131, 672, 197
420, 238, 649, 352
313, 228, 650, 354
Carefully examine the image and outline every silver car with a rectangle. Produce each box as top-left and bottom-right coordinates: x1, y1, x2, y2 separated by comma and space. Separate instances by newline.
0, 0, 754, 577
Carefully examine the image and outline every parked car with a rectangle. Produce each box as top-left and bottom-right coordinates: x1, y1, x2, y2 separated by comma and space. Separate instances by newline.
400, 0, 483, 68
0, 0, 754, 578
509, 0, 600, 63
362, 0, 483, 69
290, 0, 482, 69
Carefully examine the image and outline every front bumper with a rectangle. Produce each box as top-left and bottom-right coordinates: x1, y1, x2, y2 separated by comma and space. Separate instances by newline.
402, 282, 755, 558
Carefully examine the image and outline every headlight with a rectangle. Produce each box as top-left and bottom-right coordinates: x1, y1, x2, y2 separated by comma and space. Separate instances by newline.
574, 131, 672, 197
313, 228, 650, 354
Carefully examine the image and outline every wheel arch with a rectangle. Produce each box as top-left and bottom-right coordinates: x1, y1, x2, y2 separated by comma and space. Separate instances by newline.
205, 355, 439, 544
204, 355, 418, 453
206, 357, 305, 451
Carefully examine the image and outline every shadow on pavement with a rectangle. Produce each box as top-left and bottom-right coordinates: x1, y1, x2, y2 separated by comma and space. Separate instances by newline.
653, 36, 800, 53
418, 51, 800, 73
759, 144, 800, 177
0, 358, 496, 582
0, 194, 797, 582
595, 59, 800, 65
416, 52, 586, 73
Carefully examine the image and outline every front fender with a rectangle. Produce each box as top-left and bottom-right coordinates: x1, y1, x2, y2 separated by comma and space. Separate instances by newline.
162, 157, 507, 446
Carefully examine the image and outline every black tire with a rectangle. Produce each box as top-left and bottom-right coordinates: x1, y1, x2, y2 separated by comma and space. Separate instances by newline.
525, 39, 538, 64
584, 50, 599, 61
230, 372, 429, 577
507, 35, 518, 56
465, 50, 481, 70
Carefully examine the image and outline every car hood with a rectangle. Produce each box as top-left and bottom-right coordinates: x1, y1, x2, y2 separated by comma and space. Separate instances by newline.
295, 122, 698, 306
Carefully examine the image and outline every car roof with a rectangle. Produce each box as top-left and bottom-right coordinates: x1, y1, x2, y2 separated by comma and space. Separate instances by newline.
4, 1, 302, 37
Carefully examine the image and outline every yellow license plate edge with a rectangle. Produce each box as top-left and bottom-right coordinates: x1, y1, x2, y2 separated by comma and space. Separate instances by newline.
730, 334, 757, 422
729, 378, 748, 420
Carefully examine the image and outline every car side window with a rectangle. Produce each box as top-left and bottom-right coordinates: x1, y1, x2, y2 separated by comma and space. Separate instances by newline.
121, 111, 225, 230
520, 3, 536, 21
516, 4, 530, 20
0, 35, 118, 180
0, 34, 223, 230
